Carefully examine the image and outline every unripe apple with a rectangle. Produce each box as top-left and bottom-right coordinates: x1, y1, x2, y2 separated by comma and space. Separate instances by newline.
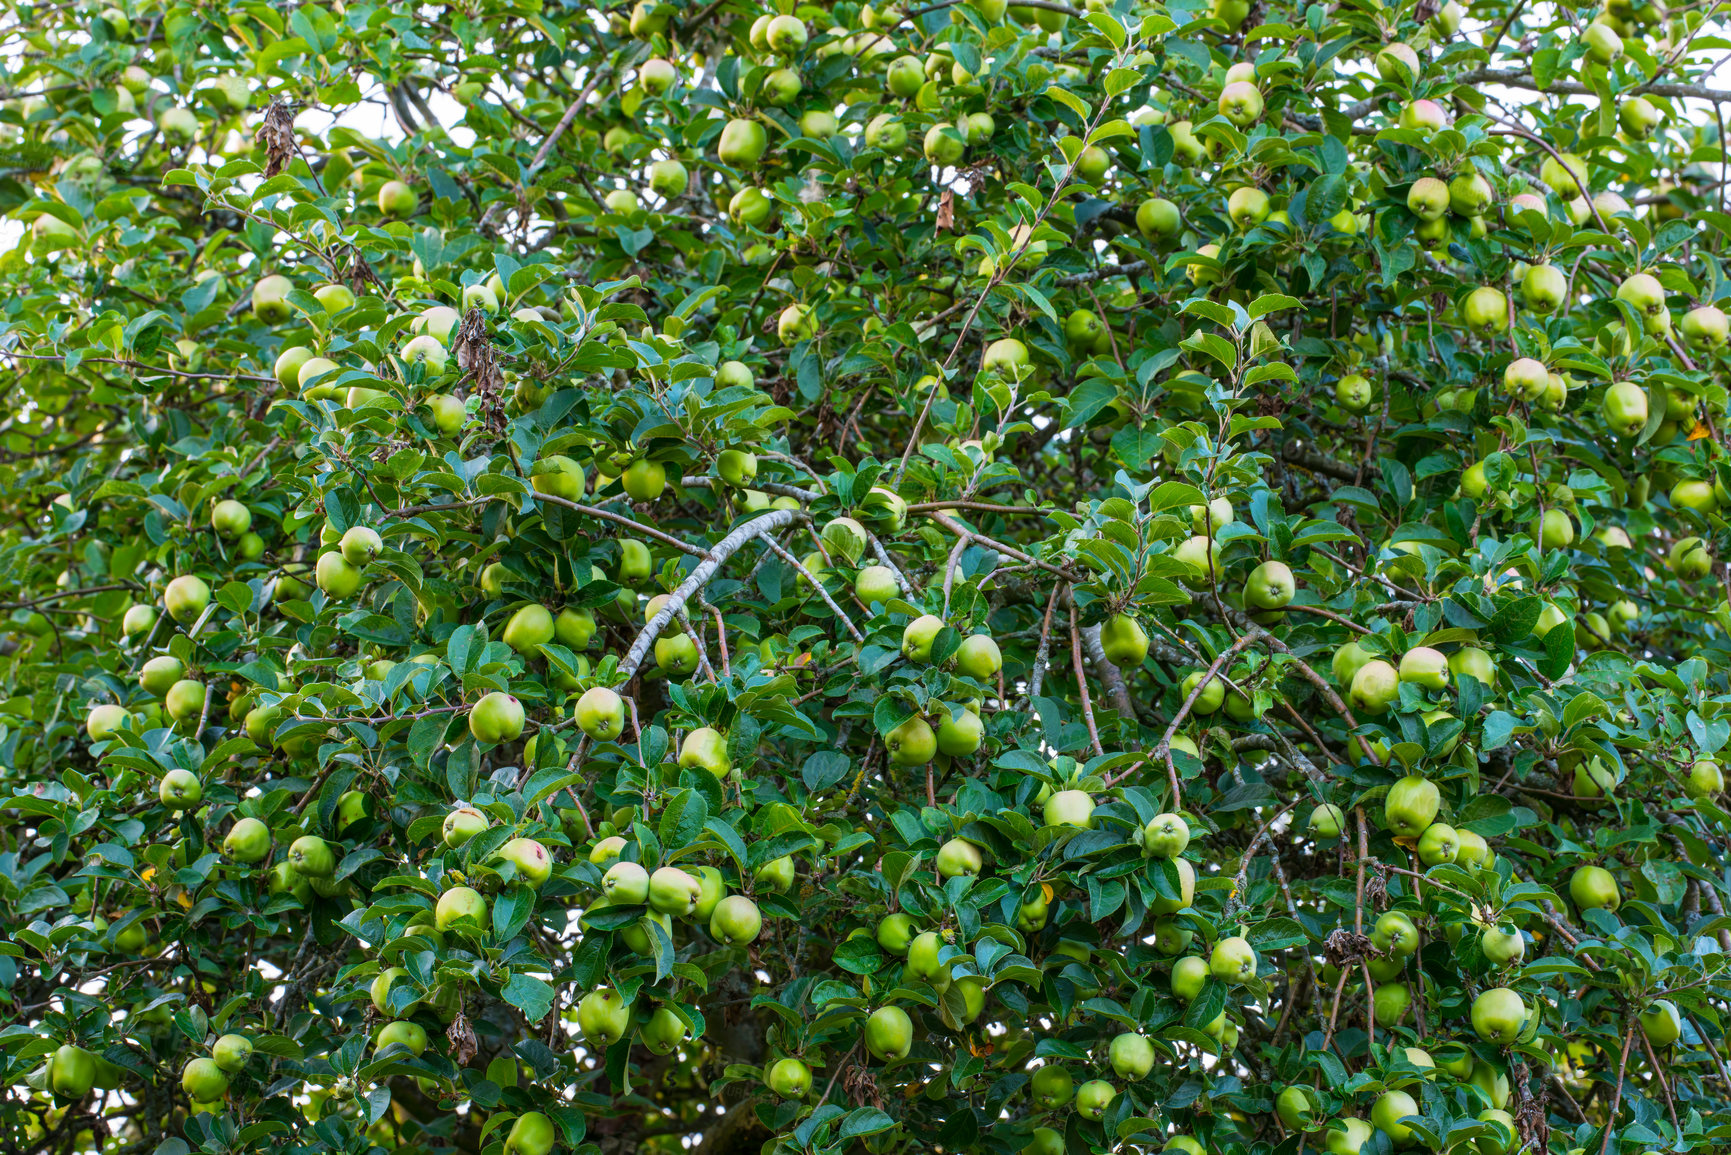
1480, 923, 1525, 966
159, 768, 202, 808
1075, 1079, 1115, 1119
710, 894, 762, 944
864, 1005, 913, 1060
1584, 21, 1624, 63
1570, 863, 1621, 911
1682, 304, 1728, 350
181, 1056, 228, 1103
1371, 1088, 1418, 1143
1384, 775, 1440, 837
496, 837, 552, 887
1617, 271, 1668, 330
164, 574, 211, 623
1416, 821, 1459, 865
1602, 380, 1649, 436
1539, 152, 1587, 198
87, 703, 128, 742
1173, 534, 1222, 587
1137, 197, 1181, 239
717, 118, 768, 168
1376, 41, 1420, 81
935, 706, 984, 756
1098, 613, 1148, 667
1336, 373, 1372, 412
1217, 80, 1263, 126
435, 885, 488, 933
506, 1111, 556, 1155
1406, 176, 1450, 221
1348, 659, 1399, 715
212, 1033, 253, 1073
1470, 987, 1527, 1044
856, 565, 900, 606
1398, 646, 1449, 690
1209, 935, 1257, 983
1461, 286, 1510, 335
223, 816, 272, 862
577, 988, 630, 1043
679, 726, 732, 777
316, 552, 362, 598
1142, 812, 1189, 858
1044, 788, 1095, 828
1640, 999, 1681, 1046
1399, 98, 1449, 133
468, 691, 525, 744
378, 180, 418, 217
1308, 803, 1345, 838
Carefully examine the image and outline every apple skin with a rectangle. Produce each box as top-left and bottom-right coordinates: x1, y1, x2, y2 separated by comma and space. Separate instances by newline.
709, 894, 762, 944
1398, 646, 1449, 691
1569, 864, 1621, 911
48, 1044, 97, 1099
575, 687, 626, 741
1142, 812, 1189, 858
886, 716, 937, 766
496, 837, 553, 888
1043, 788, 1095, 828
212, 1033, 253, 1073
1416, 822, 1459, 865
877, 913, 916, 954
1371, 1088, 1419, 1144
223, 817, 272, 863
1349, 659, 1399, 715
767, 1056, 812, 1098
164, 574, 211, 623
1210, 935, 1257, 983
435, 885, 488, 934
1471, 987, 1527, 1044
935, 837, 983, 878
864, 1005, 913, 1060
678, 726, 732, 777
1075, 1078, 1116, 1119
1098, 613, 1149, 666
468, 692, 525, 744
1030, 1063, 1073, 1108
181, 1057, 229, 1103
1384, 776, 1441, 838
443, 805, 489, 847
647, 866, 702, 916
506, 1111, 557, 1155
954, 633, 1002, 679
1480, 924, 1525, 966
577, 988, 630, 1044
1110, 1033, 1155, 1080
902, 614, 946, 662
1640, 999, 1681, 1046
159, 768, 202, 808
1171, 956, 1209, 1002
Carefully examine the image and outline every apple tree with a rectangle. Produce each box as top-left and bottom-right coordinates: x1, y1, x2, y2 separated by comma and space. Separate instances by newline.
4, 0, 1731, 1152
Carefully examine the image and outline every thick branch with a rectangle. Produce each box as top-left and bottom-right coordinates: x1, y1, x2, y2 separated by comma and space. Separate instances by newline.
614, 509, 804, 683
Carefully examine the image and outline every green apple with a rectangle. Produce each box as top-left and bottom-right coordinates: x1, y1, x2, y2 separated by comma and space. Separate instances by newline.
1461, 286, 1510, 335
377, 1020, 429, 1054
1043, 788, 1094, 828
435, 885, 488, 933
506, 1111, 556, 1155
1075, 1079, 1115, 1119
1349, 659, 1399, 715
646, 866, 701, 916
902, 615, 945, 662
1110, 1033, 1155, 1080
378, 179, 418, 217
1371, 1088, 1418, 1144
641, 1007, 688, 1055
954, 633, 1001, 679
935, 837, 983, 878
1569, 864, 1620, 911
288, 834, 335, 877
443, 805, 489, 848
1308, 803, 1345, 838
159, 768, 202, 808
1030, 1063, 1073, 1108
1415, 821, 1459, 865
122, 603, 157, 638
1171, 956, 1208, 1002
577, 988, 630, 1043
165, 679, 205, 723
164, 574, 210, 623
223, 817, 272, 862
754, 854, 796, 892
211, 1033, 253, 1073
1480, 923, 1525, 966
251, 274, 293, 323
767, 1056, 812, 1098
856, 565, 900, 606
877, 912, 917, 954
1384, 776, 1440, 838
678, 726, 732, 776
469, 692, 525, 744
1098, 613, 1149, 666
87, 703, 128, 742
709, 894, 762, 944
48, 1045, 97, 1099
717, 118, 768, 168
864, 1005, 913, 1060
496, 837, 552, 887
1398, 646, 1449, 690
1142, 812, 1189, 858
886, 716, 936, 766
1470, 987, 1527, 1044
180, 1056, 228, 1103
1640, 999, 1681, 1046
1244, 560, 1295, 619
1209, 935, 1257, 983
